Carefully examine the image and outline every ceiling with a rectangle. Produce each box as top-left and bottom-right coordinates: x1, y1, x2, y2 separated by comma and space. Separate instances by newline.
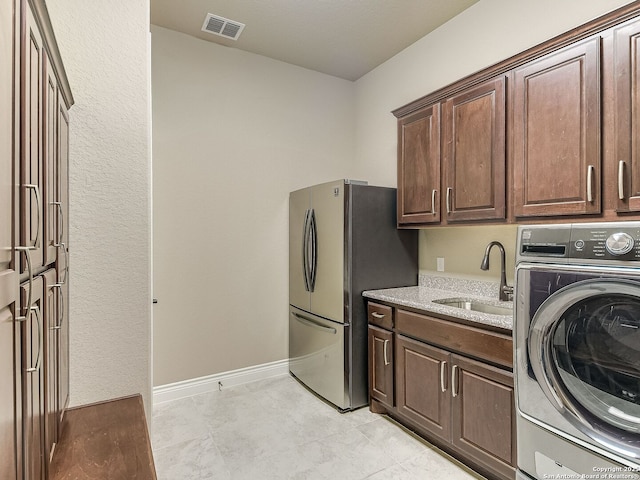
150, 0, 479, 81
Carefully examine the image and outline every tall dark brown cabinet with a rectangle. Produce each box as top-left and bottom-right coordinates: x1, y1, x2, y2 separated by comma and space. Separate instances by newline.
1, 0, 73, 478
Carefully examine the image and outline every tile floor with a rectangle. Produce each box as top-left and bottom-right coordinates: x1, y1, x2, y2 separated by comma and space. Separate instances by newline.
151, 375, 485, 480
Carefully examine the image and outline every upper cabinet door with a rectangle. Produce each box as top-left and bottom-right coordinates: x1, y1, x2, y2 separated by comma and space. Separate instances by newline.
512, 37, 602, 218
20, 4, 44, 268
442, 77, 506, 222
43, 50, 58, 266
56, 94, 69, 286
611, 17, 640, 213
397, 104, 441, 226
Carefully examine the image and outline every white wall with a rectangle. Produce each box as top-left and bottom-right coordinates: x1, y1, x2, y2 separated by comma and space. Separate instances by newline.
151, 26, 355, 386
353, 0, 635, 279
46, 1, 153, 411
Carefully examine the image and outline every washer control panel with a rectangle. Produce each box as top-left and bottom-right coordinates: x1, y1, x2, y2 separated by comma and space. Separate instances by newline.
518, 222, 640, 263
569, 225, 640, 260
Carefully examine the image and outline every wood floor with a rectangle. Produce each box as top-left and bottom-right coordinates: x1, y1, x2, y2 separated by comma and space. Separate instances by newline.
50, 395, 156, 479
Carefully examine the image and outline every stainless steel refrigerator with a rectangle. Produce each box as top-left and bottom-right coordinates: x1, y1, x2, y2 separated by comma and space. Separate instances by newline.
289, 179, 418, 411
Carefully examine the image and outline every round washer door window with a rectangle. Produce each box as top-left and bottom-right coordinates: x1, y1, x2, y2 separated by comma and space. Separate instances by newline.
529, 278, 640, 456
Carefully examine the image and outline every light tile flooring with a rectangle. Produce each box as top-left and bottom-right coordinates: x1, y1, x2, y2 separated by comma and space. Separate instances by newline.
151, 375, 485, 480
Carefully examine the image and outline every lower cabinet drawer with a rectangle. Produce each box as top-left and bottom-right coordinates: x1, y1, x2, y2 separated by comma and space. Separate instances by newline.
396, 309, 513, 368
368, 302, 393, 329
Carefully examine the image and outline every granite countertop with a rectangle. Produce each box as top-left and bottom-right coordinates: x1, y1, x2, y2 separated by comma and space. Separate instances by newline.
363, 274, 513, 331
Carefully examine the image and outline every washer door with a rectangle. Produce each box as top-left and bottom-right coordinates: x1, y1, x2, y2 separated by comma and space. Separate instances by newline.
529, 278, 640, 459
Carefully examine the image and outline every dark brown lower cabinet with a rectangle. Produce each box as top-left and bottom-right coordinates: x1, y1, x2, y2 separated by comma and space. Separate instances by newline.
368, 325, 394, 408
369, 304, 516, 480
395, 335, 451, 440
451, 354, 516, 480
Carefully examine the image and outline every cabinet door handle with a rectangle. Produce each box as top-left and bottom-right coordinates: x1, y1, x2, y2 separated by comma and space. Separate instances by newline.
52, 201, 64, 246
587, 165, 595, 203
383, 339, 390, 366
371, 312, 385, 319
59, 242, 69, 285
430, 189, 437, 215
15, 247, 33, 323
25, 184, 42, 249
26, 305, 42, 373
451, 364, 459, 397
440, 360, 447, 392
619, 160, 626, 200
52, 283, 64, 329
446, 187, 452, 214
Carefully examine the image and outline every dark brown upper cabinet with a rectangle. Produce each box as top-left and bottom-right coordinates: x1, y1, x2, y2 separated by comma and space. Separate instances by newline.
393, 2, 640, 226
611, 16, 640, 213
512, 37, 602, 218
442, 77, 506, 222
397, 103, 441, 225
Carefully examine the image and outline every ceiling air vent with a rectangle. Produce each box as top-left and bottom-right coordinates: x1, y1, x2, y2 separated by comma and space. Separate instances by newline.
201, 13, 245, 41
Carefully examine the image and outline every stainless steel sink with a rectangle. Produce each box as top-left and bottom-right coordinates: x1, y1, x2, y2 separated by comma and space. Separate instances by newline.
433, 298, 512, 316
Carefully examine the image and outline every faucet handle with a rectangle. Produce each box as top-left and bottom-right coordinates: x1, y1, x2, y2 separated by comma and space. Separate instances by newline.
501, 285, 514, 302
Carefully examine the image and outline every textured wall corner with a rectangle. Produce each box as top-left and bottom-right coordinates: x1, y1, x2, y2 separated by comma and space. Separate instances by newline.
45, 1, 153, 412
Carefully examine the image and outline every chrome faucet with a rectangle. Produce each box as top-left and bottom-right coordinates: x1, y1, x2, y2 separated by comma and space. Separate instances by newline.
480, 241, 514, 302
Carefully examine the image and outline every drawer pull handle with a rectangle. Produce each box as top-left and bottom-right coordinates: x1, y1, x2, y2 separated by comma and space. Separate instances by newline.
452, 365, 459, 397
383, 339, 390, 366
440, 361, 447, 392
371, 312, 385, 319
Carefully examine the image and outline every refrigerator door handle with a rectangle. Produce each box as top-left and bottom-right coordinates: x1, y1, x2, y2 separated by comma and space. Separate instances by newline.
309, 208, 318, 292
302, 209, 311, 292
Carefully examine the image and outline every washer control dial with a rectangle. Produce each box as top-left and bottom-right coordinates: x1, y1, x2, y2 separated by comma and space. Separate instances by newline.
605, 232, 635, 255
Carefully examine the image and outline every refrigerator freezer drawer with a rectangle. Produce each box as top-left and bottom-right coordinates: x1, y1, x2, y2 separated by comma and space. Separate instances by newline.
289, 306, 348, 410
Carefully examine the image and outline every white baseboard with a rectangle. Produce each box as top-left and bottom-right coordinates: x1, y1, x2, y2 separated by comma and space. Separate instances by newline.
153, 359, 290, 405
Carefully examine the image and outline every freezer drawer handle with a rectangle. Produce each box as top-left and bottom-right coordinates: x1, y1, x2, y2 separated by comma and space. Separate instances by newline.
291, 311, 336, 334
